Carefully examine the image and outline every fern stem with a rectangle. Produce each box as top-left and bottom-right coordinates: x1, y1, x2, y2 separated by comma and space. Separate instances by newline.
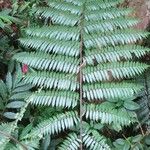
79, 24, 83, 150
79, 5, 86, 149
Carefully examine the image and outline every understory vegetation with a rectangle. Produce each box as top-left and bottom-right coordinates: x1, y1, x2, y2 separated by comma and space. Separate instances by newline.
0, 0, 150, 149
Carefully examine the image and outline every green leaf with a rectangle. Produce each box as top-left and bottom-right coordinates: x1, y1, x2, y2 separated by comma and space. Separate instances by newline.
144, 135, 150, 145
0, 80, 8, 99
20, 123, 33, 140
124, 101, 140, 110
6, 101, 25, 109
132, 135, 143, 143
3, 112, 17, 120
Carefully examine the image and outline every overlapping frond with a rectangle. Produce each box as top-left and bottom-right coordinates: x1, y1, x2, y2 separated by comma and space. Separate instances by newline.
31, 90, 79, 108
83, 82, 142, 100
27, 111, 79, 138
58, 133, 80, 150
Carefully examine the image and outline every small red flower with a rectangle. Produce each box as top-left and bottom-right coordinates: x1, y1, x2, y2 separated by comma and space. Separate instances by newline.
22, 64, 28, 74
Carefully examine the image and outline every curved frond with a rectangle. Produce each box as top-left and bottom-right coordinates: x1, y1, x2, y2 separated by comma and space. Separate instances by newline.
58, 133, 80, 150
83, 82, 142, 100
27, 111, 79, 138
31, 90, 79, 108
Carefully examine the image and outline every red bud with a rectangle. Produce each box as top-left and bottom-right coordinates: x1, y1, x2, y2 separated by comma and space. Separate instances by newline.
22, 64, 28, 74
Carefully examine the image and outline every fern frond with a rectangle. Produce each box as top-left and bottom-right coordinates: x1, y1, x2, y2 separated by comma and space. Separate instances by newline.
33, 7, 80, 26
13, 0, 150, 148
27, 111, 79, 138
84, 103, 136, 127
53, 0, 123, 9
86, 0, 124, 10
83, 82, 142, 100
48, 0, 123, 12
85, 45, 150, 64
84, 17, 139, 33
24, 71, 79, 91
25, 26, 80, 41
31, 90, 79, 108
14, 52, 79, 73
34, 3, 132, 25
83, 130, 110, 150
56, 0, 84, 6
20, 38, 80, 56
84, 29, 148, 48
85, 8, 132, 21
48, 0, 82, 15
58, 132, 80, 150
83, 62, 148, 82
